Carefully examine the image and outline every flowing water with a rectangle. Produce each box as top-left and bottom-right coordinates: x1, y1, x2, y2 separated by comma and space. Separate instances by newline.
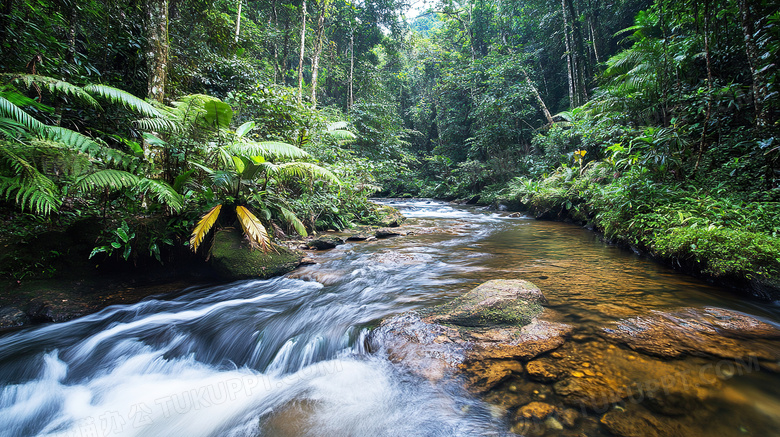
1, 199, 779, 436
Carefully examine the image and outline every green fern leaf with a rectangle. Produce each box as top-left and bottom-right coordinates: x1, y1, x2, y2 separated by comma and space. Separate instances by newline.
0, 95, 46, 133
229, 140, 310, 160
76, 169, 139, 191
83, 84, 161, 118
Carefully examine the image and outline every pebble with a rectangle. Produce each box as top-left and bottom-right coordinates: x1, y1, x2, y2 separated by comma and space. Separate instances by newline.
571, 371, 585, 378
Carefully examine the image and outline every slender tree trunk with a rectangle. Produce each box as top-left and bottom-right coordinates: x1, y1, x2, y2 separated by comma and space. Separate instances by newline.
55, 5, 78, 126
737, 0, 768, 128
561, 0, 575, 107
564, 0, 588, 104
234, 0, 242, 43
695, 0, 713, 174
310, 0, 328, 109
348, 27, 354, 109
145, 0, 169, 103
297, 0, 307, 105
522, 69, 554, 125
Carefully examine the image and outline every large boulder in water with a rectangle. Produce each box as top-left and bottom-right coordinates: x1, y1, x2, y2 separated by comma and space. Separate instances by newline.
211, 229, 303, 280
374, 204, 405, 228
369, 279, 571, 389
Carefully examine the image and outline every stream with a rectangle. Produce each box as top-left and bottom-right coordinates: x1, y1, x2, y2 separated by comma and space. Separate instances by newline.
1, 199, 779, 436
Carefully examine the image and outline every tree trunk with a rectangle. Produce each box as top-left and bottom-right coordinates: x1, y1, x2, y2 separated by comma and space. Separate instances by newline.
310, 0, 328, 109
737, 0, 768, 128
297, 0, 307, 105
348, 27, 354, 109
561, 0, 575, 107
234, 0, 242, 43
145, 0, 169, 103
522, 69, 554, 126
695, 0, 713, 174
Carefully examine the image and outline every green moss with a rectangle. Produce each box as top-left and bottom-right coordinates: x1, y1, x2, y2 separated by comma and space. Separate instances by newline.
211, 229, 303, 280
654, 227, 780, 278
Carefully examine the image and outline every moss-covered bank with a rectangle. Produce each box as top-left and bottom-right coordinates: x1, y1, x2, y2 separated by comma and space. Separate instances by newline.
488, 162, 780, 300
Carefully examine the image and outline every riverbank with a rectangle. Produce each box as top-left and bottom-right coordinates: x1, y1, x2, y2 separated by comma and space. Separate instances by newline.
485, 162, 780, 301
0, 202, 406, 329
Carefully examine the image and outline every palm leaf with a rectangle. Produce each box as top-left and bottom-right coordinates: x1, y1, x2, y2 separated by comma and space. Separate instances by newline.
43, 126, 102, 156
229, 140, 310, 160
75, 169, 139, 191
83, 84, 161, 118
190, 204, 222, 252
235, 205, 271, 252
327, 121, 349, 130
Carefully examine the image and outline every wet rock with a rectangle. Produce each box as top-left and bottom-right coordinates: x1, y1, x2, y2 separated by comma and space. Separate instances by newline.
428, 279, 546, 327
0, 306, 29, 328
558, 408, 580, 428
515, 401, 557, 420
306, 235, 345, 250
299, 257, 316, 265
368, 251, 429, 265
526, 358, 566, 383
375, 228, 406, 238
602, 307, 780, 366
211, 229, 304, 280
368, 312, 465, 380
460, 359, 523, 393
370, 280, 571, 387
600, 405, 690, 437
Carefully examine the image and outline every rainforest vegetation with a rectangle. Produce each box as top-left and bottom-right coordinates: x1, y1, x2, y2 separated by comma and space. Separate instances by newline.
0, 0, 778, 290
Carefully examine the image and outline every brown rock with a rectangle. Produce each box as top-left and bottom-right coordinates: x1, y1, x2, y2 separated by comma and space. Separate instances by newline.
461, 359, 523, 393
558, 408, 580, 428
516, 402, 557, 420
602, 307, 780, 366
526, 358, 566, 383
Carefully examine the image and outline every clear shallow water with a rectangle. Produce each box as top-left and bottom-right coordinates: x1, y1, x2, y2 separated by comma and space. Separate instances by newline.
0, 199, 779, 436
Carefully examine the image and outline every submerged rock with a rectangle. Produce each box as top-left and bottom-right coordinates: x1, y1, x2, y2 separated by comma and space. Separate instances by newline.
602, 307, 780, 367
211, 229, 303, 280
370, 279, 571, 389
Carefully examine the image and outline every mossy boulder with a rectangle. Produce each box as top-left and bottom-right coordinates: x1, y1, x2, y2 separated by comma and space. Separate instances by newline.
211, 229, 303, 280
427, 279, 545, 327
375, 204, 405, 227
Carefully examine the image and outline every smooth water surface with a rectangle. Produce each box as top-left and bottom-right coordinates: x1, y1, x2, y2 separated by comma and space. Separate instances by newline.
1, 199, 779, 436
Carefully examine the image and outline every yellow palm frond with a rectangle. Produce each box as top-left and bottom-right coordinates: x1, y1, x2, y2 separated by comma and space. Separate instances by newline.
190, 204, 222, 252
235, 205, 271, 253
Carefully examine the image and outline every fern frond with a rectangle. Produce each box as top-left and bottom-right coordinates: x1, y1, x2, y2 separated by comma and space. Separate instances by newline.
271, 162, 340, 185
235, 205, 271, 252
134, 117, 181, 133
0, 95, 46, 133
75, 169, 139, 191
324, 129, 357, 141
229, 140, 310, 160
327, 121, 349, 130
137, 179, 185, 212
190, 204, 222, 252
0, 146, 61, 214
83, 84, 161, 118
5, 74, 101, 108
43, 126, 102, 156
278, 206, 308, 237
